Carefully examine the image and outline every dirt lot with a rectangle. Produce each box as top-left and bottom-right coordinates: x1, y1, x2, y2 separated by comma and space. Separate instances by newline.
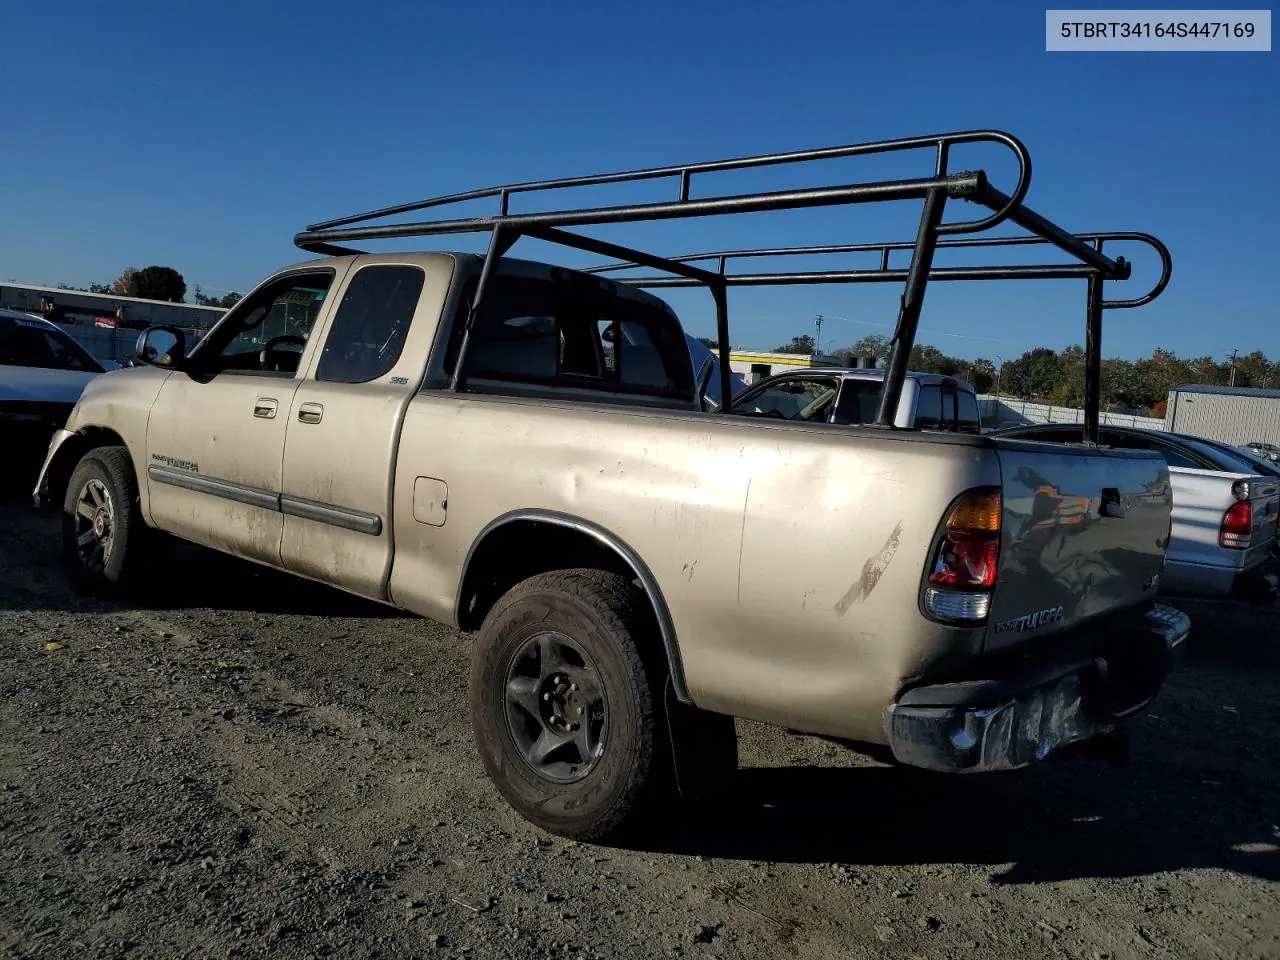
1, 493, 1278, 960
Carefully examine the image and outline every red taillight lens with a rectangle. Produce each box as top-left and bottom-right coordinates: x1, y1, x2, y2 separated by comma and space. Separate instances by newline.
1220, 501, 1252, 549
929, 490, 1001, 589
930, 535, 999, 588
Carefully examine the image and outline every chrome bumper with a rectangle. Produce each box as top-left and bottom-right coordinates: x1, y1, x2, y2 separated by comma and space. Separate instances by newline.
885, 604, 1190, 773
31, 428, 76, 509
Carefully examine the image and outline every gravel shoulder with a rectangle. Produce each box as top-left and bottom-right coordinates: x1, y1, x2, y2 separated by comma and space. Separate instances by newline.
1, 494, 1278, 960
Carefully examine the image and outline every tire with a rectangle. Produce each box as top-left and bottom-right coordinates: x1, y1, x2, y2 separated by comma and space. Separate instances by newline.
61, 446, 150, 596
469, 569, 671, 842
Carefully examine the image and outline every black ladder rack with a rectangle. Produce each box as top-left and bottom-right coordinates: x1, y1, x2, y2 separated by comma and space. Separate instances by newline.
293, 129, 1171, 443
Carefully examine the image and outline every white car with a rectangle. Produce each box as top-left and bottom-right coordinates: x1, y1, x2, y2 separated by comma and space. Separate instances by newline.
994, 423, 1280, 602
1, 309, 108, 466
727, 366, 983, 433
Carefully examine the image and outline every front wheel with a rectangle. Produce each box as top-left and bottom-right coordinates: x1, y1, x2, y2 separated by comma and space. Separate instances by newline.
469, 569, 670, 842
61, 446, 150, 596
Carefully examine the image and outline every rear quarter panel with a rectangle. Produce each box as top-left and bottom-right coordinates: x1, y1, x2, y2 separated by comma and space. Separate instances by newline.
389, 396, 1001, 742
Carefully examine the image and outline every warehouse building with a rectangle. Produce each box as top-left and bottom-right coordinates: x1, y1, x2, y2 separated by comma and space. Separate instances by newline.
0, 283, 226, 363
727, 349, 846, 385
1164, 384, 1280, 446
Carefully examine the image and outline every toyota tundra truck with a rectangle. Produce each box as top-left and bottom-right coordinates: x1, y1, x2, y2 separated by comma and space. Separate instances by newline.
33, 130, 1189, 841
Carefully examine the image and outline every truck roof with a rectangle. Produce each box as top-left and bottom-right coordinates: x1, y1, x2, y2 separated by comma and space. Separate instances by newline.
273, 251, 677, 315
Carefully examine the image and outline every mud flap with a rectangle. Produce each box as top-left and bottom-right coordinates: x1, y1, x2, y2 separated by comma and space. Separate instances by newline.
663, 680, 738, 801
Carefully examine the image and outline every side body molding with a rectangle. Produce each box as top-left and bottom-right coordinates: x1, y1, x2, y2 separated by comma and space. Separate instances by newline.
458, 509, 691, 704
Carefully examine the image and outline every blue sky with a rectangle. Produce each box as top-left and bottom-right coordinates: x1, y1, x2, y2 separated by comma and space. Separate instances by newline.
1, 0, 1275, 363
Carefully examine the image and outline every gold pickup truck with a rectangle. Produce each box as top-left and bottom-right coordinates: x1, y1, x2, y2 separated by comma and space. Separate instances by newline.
34, 130, 1189, 841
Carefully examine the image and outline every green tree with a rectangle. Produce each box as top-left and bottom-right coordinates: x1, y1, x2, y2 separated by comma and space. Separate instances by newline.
1132, 348, 1193, 408
908, 343, 961, 375
126, 266, 187, 303
110, 268, 138, 295
831, 334, 890, 366
1231, 350, 1271, 387
968, 358, 996, 394
1002, 348, 1062, 400
773, 334, 816, 354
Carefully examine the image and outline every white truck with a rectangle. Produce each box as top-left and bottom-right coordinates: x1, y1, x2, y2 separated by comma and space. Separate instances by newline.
728, 366, 981, 431
994, 423, 1280, 601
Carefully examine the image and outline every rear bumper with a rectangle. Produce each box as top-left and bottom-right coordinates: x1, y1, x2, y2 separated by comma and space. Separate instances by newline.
884, 604, 1190, 773
1161, 555, 1278, 603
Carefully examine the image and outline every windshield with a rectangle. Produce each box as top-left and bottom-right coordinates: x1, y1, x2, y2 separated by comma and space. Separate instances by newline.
0, 317, 105, 373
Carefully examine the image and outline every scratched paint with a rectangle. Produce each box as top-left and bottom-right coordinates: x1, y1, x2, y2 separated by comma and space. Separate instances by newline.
833, 520, 904, 616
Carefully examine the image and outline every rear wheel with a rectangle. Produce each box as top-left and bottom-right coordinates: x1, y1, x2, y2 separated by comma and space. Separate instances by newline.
61, 446, 150, 596
469, 569, 670, 841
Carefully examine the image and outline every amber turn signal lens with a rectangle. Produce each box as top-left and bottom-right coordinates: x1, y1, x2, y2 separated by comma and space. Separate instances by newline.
946, 490, 1002, 535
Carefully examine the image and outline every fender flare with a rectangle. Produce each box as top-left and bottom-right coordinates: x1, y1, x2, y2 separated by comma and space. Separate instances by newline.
458, 508, 692, 704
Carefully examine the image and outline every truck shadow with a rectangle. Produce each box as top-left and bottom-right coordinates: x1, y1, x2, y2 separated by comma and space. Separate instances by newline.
639, 756, 1280, 886
0, 496, 399, 619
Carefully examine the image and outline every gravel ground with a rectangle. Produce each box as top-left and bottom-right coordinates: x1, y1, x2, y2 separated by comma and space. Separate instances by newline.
1, 491, 1278, 960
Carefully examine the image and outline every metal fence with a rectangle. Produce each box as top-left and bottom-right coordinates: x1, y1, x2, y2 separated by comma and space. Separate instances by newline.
979, 395, 1166, 431
62, 324, 211, 364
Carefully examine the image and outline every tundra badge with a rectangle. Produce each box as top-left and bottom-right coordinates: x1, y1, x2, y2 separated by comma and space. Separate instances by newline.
993, 606, 1065, 634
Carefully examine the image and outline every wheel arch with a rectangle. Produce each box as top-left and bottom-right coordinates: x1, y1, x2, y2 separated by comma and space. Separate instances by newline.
39, 426, 131, 510
456, 509, 691, 704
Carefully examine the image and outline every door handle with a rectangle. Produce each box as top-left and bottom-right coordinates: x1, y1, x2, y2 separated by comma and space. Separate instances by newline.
1099, 487, 1126, 519
253, 398, 278, 419
297, 402, 324, 424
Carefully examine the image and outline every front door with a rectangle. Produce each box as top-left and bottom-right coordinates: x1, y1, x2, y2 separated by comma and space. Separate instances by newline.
278, 259, 448, 599
144, 266, 344, 566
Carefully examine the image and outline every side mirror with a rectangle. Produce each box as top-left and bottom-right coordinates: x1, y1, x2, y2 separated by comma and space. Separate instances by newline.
136, 325, 187, 369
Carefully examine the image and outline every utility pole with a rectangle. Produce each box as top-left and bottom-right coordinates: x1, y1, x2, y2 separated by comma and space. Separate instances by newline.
1229, 348, 1238, 387
814, 314, 823, 355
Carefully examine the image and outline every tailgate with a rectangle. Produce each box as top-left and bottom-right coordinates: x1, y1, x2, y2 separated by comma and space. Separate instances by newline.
986, 439, 1172, 653
1245, 475, 1280, 558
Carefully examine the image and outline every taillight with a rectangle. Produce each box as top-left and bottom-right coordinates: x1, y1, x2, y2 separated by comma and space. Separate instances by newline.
924, 489, 1000, 623
1220, 501, 1252, 549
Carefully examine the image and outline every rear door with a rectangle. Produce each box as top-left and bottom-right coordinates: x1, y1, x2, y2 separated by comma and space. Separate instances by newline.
278, 258, 452, 600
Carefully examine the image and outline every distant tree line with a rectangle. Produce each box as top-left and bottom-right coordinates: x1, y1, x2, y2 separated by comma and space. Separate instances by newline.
57, 266, 242, 309
704, 331, 1279, 415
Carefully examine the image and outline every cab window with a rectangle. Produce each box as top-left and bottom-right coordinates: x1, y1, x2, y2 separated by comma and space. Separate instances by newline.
445, 273, 694, 399
914, 385, 943, 429
191, 270, 335, 376
955, 389, 982, 434
832, 379, 882, 424
0, 318, 104, 373
316, 265, 424, 384
738, 377, 840, 422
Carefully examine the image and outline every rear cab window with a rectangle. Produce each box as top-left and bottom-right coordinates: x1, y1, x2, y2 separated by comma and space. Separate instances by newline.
443, 271, 694, 402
